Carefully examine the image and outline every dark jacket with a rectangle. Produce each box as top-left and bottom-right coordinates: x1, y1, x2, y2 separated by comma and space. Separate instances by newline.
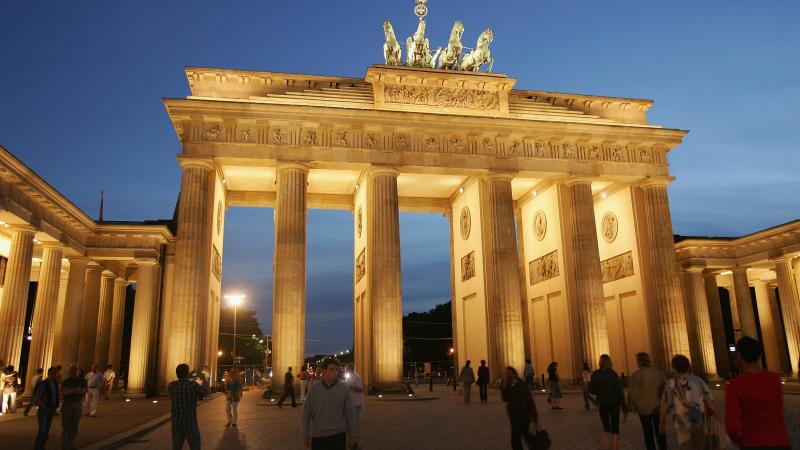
590, 369, 627, 410
284, 371, 294, 385
477, 366, 490, 385
502, 379, 537, 419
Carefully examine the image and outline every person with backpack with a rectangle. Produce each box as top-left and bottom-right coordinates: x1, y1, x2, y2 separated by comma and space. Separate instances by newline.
659, 354, 716, 450
33, 367, 60, 450
590, 355, 627, 450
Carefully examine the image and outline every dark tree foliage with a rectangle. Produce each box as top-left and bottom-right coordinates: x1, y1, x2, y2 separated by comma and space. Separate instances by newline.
218, 308, 268, 366
402, 302, 453, 367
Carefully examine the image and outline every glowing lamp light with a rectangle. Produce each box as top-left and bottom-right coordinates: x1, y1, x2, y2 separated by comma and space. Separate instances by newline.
152, 400, 158, 404
408, 394, 413, 397
601, 192, 607, 199
26, 335, 32, 341
532, 190, 538, 197
270, 398, 275, 402
378, 394, 383, 398
458, 187, 464, 194
125, 399, 131, 403
715, 384, 720, 387
345, 373, 351, 380
449, 348, 454, 354
218, 350, 223, 357
225, 294, 245, 307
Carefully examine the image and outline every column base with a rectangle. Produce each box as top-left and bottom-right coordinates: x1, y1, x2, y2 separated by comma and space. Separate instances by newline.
368, 381, 409, 395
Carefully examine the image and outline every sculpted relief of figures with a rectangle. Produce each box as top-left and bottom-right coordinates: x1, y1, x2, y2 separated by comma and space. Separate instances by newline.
601, 251, 634, 283
355, 248, 366, 283
529, 250, 559, 285
461, 251, 476, 282
383, 85, 500, 111
212, 245, 222, 281
601, 212, 619, 244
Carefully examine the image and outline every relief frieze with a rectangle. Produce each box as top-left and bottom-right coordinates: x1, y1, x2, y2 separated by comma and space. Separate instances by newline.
529, 250, 559, 285
601, 251, 634, 283
355, 248, 366, 283
461, 251, 476, 282
212, 245, 222, 281
383, 85, 500, 111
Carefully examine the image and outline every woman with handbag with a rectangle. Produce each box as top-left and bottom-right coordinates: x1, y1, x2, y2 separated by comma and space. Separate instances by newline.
545, 362, 562, 410
502, 366, 547, 450
659, 354, 716, 450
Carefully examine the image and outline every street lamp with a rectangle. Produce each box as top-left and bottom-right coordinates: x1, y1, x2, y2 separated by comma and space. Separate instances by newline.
225, 294, 245, 366
449, 348, 455, 391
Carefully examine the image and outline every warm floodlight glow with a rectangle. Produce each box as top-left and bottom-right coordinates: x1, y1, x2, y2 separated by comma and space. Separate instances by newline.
458, 187, 464, 194
225, 294, 245, 306
449, 348, 454, 354
532, 190, 537, 197
152, 400, 158, 404
218, 350, 223, 357
601, 192, 607, 199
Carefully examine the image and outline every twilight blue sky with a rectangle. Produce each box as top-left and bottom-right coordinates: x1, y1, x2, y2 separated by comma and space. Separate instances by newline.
2, 1, 798, 355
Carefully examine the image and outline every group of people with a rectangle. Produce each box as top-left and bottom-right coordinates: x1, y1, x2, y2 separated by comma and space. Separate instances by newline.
498, 336, 791, 450
0, 360, 118, 450
169, 358, 363, 450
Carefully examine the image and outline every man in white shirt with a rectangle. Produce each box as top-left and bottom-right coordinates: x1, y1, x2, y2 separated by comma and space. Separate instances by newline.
346, 368, 364, 437
84, 365, 104, 417
102, 365, 116, 400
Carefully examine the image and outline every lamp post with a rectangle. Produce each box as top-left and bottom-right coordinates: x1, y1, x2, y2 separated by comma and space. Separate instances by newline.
450, 348, 456, 391
225, 294, 245, 367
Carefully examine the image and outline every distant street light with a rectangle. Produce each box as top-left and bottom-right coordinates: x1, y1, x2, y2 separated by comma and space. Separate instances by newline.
218, 350, 223, 357
225, 294, 245, 366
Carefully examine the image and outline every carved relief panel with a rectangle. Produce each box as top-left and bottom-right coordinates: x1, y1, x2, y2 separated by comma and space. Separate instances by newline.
533, 210, 547, 241
529, 250, 559, 285
461, 251, 476, 282
601, 212, 619, 244
601, 251, 634, 283
459, 207, 471, 240
211, 245, 222, 281
355, 248, 366, 283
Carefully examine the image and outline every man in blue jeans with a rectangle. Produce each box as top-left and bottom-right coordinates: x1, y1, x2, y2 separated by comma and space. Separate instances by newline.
169, 364, 209, 450
34, 367, 60, 450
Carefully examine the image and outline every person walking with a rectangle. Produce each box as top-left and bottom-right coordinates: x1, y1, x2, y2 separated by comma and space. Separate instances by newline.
725, 337, 790, 449
225, 367, 243, 427
102, 364, 116, 400
459, 360, 476, 404
476, 360, 490, 403
523, 358, 535, 390
33, 367, 60, 450
628, 352, 667, 450
1, 364, 19, 415
346, 368, 364, 437
24, 367, 44, 415
301, 358, 358, 450
168, 363, 209, 450
659, 354, 716, 450
299, 364, 309, 402
278, 366, 297, 408
84, 364, 103, 417
501, 366, 539, 450
590, 355, 627, 450
61, 365, 87, 450
546, 362, 562, 409
581, 362, 596, 411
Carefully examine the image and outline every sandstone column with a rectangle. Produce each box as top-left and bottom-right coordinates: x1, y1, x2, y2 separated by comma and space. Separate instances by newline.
107, 278, 129, 373
753, 281, 782, 371
126, 259, 161, 397
0, 226, 36, 369
94, 271, 116, 367
564, 178, 609, 367
774, 257, 800, 377
766, 285, 790, 373
23, 244, 63, 396
167, 158, 214, 375
53, 257, 88, 367
641, 180, 690, 368
731, 268, 757, 338
482, 174, 526, 376
703, 273, 731, 378
367, 167, 403, 389
77, 266, 103, 369
681, 268, 718, 378
271, 163, 308, 390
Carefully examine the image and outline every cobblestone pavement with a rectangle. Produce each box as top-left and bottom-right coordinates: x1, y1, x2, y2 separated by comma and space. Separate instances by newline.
0, 393, 171, 449
124, 385, 800, 450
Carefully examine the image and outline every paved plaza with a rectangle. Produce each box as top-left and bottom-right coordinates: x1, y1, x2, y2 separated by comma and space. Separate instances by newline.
120, 385, 798, 450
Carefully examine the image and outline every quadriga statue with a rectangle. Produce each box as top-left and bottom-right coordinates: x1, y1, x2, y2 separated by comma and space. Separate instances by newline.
437, 20, 464, 70
460, 27, 493, 72
383, 20, 402, 66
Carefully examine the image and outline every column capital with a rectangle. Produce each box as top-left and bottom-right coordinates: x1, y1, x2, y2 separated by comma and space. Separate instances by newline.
682, 265, 706, 274
730, 267, 749, 275
134, 257, 159, 266
366, 165, 400, 177
10, 224, 38, 235
275, 162, 310, 174
637, 176, 675, 189
114, 277, 129, 286
482, 171, 516, 182
101, 270, 117, 279
771, 254, 798, 264
561, 175, 594, 186
85, 263, 104, 273
177, 157, 215, 171
66, 256, 91, 265
38, 241, 64, 250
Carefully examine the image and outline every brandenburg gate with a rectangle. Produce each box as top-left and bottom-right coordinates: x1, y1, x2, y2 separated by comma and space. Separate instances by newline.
1, 4, 799, 397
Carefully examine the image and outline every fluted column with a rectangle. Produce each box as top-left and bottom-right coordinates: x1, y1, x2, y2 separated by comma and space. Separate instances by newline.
367, 167, 403, 388
94, 271, 116, 367
107, 278, 129, 373
774, 257, 800, 377
753, 281, 781, 371
564, 178, 609, 366
0, 226, 36, 369
53, 257, 88, 367
126, 259, 160, 397
703, 273, 731, 378
167, 158, 214, 376
23, 245, 63, 396
271, 163, 308, 390
766, 285, 789, 374
731, 268, 757, 338
77, 266, 103, 369
641, 180, 690, 368
681, 268, 718, 378
482, 174, 526, 377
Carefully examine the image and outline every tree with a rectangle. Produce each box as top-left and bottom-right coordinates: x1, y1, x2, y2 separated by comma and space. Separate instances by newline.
218, 308, 267, 366
403, 302, 453, 371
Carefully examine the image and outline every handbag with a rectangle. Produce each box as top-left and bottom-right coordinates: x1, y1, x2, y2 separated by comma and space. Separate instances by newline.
530, 421, 551, 450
